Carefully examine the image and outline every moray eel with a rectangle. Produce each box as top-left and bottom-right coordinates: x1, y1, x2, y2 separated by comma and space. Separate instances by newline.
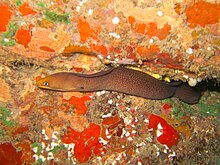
37, 67, 201, 104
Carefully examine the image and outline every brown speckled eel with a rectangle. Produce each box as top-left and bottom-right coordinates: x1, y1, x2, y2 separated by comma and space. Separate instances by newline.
36, 67, 201, 104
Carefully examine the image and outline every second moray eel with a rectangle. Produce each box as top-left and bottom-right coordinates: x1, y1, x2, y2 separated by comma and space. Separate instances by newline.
36, 67, 201, 104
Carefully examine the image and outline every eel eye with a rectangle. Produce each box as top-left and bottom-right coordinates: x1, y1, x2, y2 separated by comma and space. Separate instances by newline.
43, 82, 49, 86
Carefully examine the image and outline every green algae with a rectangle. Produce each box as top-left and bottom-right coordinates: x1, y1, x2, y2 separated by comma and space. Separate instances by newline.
2, 22, 19, 38
34, 159, 43, 165
216, 157, 220, 165
0, 129, 4, 136
49, 144, 65, 154
172, 101, 193, 120
0, 39, 16, 46
163, 94, 220, 119
44, 9, 70, 24
38, 2, 47, 8
0, 106, 15, 126
196, 97, 220, 117
38, 2, 70, 24
32, 142, 43, 155
16, 0, 22, 6
0, 22, 19, 46
162, 99, 190, 120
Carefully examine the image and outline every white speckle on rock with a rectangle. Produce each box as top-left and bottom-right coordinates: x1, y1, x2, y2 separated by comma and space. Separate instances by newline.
42, 129, 46, 135
168, 151, 176, 158
186, 48, 193, 54
99, 137, 108, 145
3, 38, 9, 42
101, 90, 106, 94
108, 99, 113, 104
97, 54, 104, 59
188, 78, 197, 87
112, 17, 120, 24
67, 143, 75, 158
79, 0, 87, 6
39, 155, 46, 162
149, 38, 154, 43
47, 152, 54, 160
127, 137, 133, 141
124, 116, 132, 125
115, 58, 119, 61
136, 142, 145, 147
137, 161, 142, 165
76, 6, 80, 12
183, 74, 189, 79
157, 122, 163, 129
132, 130, 136, 134
163, 149, 167, 153
52, 131, 59, 140
144, 119, 149, 123
125, 131, 130, 137
32, 147, 38, 153
102, 113, 112, 118
156, 123, 163, 137
88, 9, 93, 15
197, 77, 202, 82
109, 32, 120, 39
157, 11, 163, 16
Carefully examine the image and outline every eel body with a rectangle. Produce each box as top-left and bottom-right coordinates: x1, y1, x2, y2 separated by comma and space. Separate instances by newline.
37, 67, 201, 104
